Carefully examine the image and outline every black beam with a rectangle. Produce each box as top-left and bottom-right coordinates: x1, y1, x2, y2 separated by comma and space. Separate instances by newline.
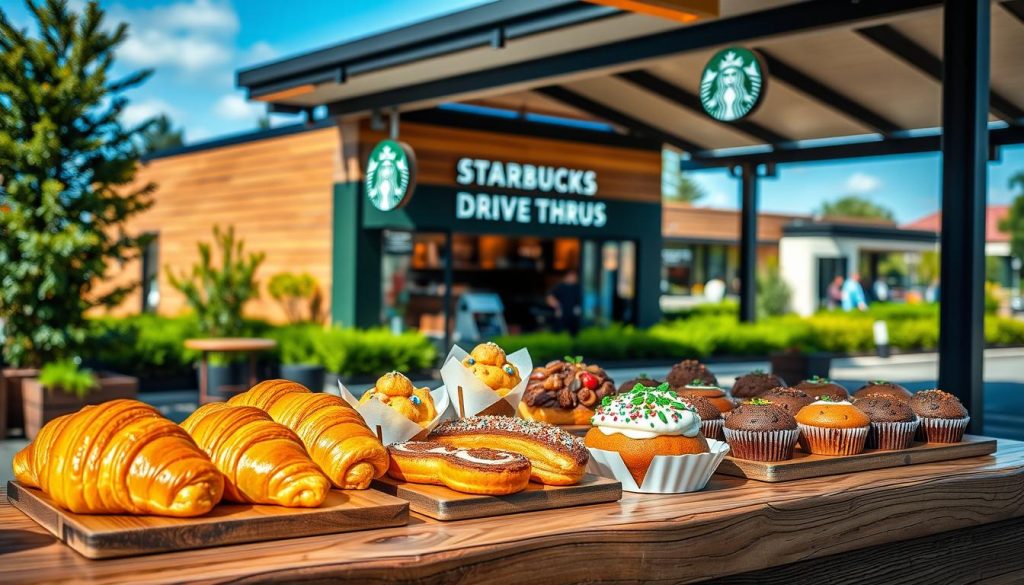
616, 70, 793, 146
737, 164, 759, 323
535, 86, 707, 153
938, 0, 988, 434
755, 49, 903, 135
325, 0, 941, 117
858, 24, 1024, 125
1003, 0, 1024, 24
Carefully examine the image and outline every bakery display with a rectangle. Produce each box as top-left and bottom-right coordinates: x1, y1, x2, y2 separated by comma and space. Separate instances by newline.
853, 380, 912, 401
228, 379, 389, 489
13, 399, 223, 517
730, 370, 786, 399
723, 399, 801, 461
462, 342, 521, 397
794, 398, 870, 456
666, 359, 718, 389
794, 376, 849, 401
181, 402, 330, 507
617, 375, 662, 394
428, 415, 588, 485
359, 371, 437, 427
909, 389, 970, 443
759, 387, 814, 415
680, 393, 724, 441
854, 394, 920, 450
585, 384, 709, 486
387, 441, 531, 495
676, 379, 734, 413
519, 356, 617, 425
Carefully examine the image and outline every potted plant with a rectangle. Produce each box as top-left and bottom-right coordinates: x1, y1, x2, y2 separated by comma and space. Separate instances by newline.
273, 325, 326, 391
22, 360, 137, 440
0, 2, 148, 437
268, 272, 326, 324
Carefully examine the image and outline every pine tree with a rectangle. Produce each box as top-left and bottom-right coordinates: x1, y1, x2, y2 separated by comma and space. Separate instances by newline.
0, 0, 155, 367
139, 114, 184, 153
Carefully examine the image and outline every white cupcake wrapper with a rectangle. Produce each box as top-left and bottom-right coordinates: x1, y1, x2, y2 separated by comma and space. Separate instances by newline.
797, 423, 869, 456
868, 418, 920, 450
586, 440, 730, 494
439, 345, 532, 418
919, 416, 970, 443
701, 419, 724, 442
723, 427, 800, 461
338, 382, 451, 445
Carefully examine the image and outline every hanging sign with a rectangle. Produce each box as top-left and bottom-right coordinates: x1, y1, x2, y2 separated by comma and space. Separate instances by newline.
699, 47, 767, 122
365, 139, 417, 211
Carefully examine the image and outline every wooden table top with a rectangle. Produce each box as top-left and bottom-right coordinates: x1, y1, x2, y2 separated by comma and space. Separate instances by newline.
2, 439, 1023, 584
183, 338, 277, 352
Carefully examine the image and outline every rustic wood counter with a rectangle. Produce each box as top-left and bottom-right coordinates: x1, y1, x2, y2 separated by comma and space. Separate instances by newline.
2, 439, 1024, 585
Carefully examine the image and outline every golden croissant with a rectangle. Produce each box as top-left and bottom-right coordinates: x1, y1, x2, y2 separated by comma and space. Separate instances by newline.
228, 380, 389, 489
181, 402, 331, 507
12, 399, 223, 517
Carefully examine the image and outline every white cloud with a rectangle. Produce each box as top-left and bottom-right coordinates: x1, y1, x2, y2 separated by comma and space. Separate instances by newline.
121, 98, 180, 127
120, 29, 233, 73
845, 172, 882, 194
113, 0, 238, 74
702, 190, 735, 208
185, 126, 214, 144
241, 41, 278, 67
215, 94, 264, 121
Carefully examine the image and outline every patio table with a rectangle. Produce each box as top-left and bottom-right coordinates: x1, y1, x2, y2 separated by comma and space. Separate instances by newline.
1, 439, 1022, 584
183, 338, 277, 404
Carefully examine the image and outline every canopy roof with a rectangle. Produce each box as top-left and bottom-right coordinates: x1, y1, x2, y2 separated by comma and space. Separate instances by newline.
238, 0, 1024, 166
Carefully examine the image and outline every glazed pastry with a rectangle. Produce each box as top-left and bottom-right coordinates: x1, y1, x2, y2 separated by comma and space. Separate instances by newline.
760, 387, 815, 415
462, 342, 521, 397
519, 356, 617, 425
387, 441, 531, 495
853, 380, 912, 401
429, 416, 588, 485
795, 376, 849, 401
181, 402, 330, 507
617, 375, 661, 394
730, 370, 786, 399
360, 371, 437, 427
229, 380, 389, 489
909, 389, 969, 443
666, 359, 717, 389
13, 399, 223, 517
585, 384, 709, 486
794, 398, 870, 456
676, 380, 734, 413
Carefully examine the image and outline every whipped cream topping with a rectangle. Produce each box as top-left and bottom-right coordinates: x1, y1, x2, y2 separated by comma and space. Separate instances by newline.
591, 385, 701, 439
391, 442, 520, 466
810, 399, 853, 406
683, 384, 721, 392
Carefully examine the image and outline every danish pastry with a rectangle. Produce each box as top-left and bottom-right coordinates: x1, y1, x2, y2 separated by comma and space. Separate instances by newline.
387, 441, 531, 495
519, 357, 617, 425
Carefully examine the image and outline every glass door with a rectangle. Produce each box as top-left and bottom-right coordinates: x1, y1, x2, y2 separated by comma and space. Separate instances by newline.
581, 239, 637, 327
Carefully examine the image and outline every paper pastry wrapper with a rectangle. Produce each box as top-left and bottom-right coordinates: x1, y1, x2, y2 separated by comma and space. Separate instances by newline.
439, 345, 532, 418
587, 440, 730, 494
701, 418, 724, 442
723, 428, 800, 461
337, 381, 451, 445
917, 416, 969, 444
867, 418, 921, 450
797, 424, 869, 456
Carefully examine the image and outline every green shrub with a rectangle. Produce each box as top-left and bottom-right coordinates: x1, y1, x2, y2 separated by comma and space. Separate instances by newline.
316, 327, 437, 376
757, 264, 792, 317
268, 272, 326, 324
39, 359, 98, 399
664, 301, 738, 320
986, 317, 1024, 345
495, 332, 572, 363
269, 324, 322, 366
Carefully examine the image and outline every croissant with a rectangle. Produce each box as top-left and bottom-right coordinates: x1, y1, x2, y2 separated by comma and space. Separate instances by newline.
12, 399, 223, 517
228, 380, 389, 489
181, 402, 331, 507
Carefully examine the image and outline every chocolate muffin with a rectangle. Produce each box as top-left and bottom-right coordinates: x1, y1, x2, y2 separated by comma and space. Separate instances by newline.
855, 393, 919, 450
680, 394, 724, 441
795, 377, 849, 401
909, 389, 969, 443
853, 380, 912, 401
760, 387, 814, 415
666, 359, 718, 389
723, 399, 799, 461
617, 375, 662, 394
731, 370, 786, 399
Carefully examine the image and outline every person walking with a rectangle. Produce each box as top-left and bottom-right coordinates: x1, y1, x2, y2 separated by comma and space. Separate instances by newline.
827, 275, 844, 310
547, 270, 582, 335
841, 272, 868, 312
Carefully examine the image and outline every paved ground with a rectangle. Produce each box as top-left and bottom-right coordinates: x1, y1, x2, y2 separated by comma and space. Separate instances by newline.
2, 348, 1021, 486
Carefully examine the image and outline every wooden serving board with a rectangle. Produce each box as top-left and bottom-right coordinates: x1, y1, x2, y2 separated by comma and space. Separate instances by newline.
716, 435, 997, 482
373, 473, 621, 521
6, 481, 409, 560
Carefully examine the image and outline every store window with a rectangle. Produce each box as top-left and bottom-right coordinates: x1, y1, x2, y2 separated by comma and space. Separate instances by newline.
140, 233, 159, 313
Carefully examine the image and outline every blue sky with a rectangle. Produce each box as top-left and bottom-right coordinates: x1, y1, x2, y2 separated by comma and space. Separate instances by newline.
4, 0, 1022, 222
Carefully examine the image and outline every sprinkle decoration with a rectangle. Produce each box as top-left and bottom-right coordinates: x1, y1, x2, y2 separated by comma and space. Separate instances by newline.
591, 383, 697, 428
429, 415, 589, 465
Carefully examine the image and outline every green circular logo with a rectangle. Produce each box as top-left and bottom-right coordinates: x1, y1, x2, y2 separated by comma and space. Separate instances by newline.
700, 47, 766, 122
365, 139, 416, 211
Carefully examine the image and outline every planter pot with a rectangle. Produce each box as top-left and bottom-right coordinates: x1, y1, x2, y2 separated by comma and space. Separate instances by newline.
2, 368, 40, 438
280, 364, 326, 392
22, 372, 138, 440
770, 353, 832, 386
206, 362, 247, 401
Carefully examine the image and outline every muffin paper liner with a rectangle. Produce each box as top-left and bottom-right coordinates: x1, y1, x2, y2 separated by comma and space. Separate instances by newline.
867, 418, 920, 450
338, 382, 451, 445
586, 439, 730, 494
919, 416, 970, 443
439, 345, 532, 418
797, 424, 869, 456
723, 428, 800, 461
701, 419, 724, 442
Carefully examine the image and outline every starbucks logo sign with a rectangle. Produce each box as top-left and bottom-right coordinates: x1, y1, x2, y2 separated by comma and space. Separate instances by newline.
700, 47, 766, 122
365, 139, 417, 211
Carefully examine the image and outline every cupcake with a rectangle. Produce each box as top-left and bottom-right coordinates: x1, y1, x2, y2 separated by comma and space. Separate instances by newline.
909, 389, 969, 443
723, 399, 800, 461
759, 387, 814, 415
359, 371, 437, 427
680, 394, 724, 441
519, 356, 617, 425
617, 375, 662, 395
676, 379, 734, 414
794, 376, 849, 401
794, 398, 870, 456
853, 380, 912, 401
730, 370, 786, 399
854, 393, 920, 450
666, 359, 717, 389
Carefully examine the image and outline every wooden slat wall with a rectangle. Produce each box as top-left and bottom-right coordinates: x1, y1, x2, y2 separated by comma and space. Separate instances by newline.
663, 203, 803, 242
96, 126, 341, 323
